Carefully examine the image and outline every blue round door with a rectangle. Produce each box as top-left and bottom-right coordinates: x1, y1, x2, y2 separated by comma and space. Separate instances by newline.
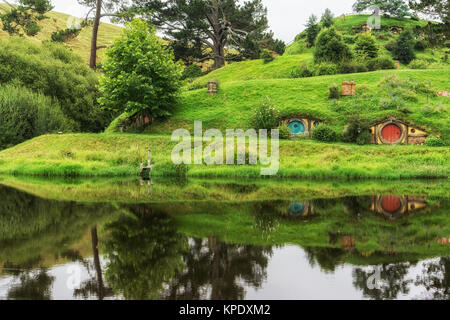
289, 202, 306, 215
288, 121, 305, 135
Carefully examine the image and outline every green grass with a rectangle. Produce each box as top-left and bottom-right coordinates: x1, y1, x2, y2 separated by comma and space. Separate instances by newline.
0, 133, 448, 179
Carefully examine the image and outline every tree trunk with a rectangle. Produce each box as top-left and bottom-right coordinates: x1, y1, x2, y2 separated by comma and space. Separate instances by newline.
90, 0, 102, 69
91, 226, 105, 300
213, 42, 225, 69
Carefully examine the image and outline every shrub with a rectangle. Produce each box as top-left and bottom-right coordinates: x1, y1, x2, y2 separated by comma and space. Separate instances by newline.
444, 40, 450, 48
409, 59, 428, 69
384, 40, 397, 52
355, 33, 379, 58
328, 84, 340, 99
414, 40, 427, 51
343, 35, 356, 44
181, 64, 203, 80
0, 84, 73, 149
392, 30, 416, 64
356, 130, 372, 145
51, 28, 81, 42
278, 124, 292, 140
314, 27, 353, 63
312, 124, 338, 142
343, 117, 370, 144
367, 56, 395, 71
314, 62, 338, 76
252, 98, 280, 130
290, 64, 313, 78
0, 37, 110, 132
260, 49, 275, 63
425, 137, 446, 147
339, 60, 368, 74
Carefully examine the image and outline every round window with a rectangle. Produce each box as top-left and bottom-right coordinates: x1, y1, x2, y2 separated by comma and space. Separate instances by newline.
288, 121, 305, 135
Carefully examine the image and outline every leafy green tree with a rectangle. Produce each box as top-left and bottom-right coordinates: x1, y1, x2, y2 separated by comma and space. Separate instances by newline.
305, 14, 321, 47
409, 0, 449, 37
393, 29, 416, 64
353, 0, 411, 18
314, 27, 353, 63
98, 19, 183, 120
355, 32, 379, 58
131, 0, 269, 69
321, 8, 334, 28
0, 0, 53, 36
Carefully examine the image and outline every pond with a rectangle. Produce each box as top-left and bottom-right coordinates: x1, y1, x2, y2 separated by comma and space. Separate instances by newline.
0, 177, 449, 300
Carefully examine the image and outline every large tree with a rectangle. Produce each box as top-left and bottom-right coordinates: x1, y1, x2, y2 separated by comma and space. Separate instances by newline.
353, 0, 411, 18
0, 0, 53, 36
409, 0, 450, 35
132, 0, 269, 69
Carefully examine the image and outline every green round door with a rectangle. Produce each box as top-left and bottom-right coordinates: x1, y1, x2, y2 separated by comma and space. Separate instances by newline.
288, 121, 305, 135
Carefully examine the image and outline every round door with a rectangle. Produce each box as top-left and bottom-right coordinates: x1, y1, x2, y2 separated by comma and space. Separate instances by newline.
381, 124, 402, 143
381, 195, 402, 213
288, 121, 305, 135
289, 202, 306, 215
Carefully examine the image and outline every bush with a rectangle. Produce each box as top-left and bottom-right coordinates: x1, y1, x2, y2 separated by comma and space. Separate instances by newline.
343, 117, 370, 144
367, 56, 395, 71
181, 64, 203, 80
339, 61, 357, 74
314, 62, 338, 76
355, 33, 379, 58
51, 28, 81, 42
409, 59, 428, 69
278, 124, 292, 140
252, 98, 280, 130
414, 40, 427, 51
314, 27, 353, 63
356, 130, 372, 145
290, 64, 313, 78
260, 49, 275, 63
444, 40, 450, 48
312, 124, 338, 142
328, 84, 340, 99
384, 40, 397, 52
393, 30, 416, 64
0, 37, 110, 132
343, 35, 356, 44
425, 136, 446, 147
0, 84, 73, 149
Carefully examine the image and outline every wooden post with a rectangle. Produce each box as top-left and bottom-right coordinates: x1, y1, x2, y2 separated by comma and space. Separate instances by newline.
395, 60, 400, 69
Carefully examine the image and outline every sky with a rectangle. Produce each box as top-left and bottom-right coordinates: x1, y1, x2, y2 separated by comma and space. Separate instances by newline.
50, 0, 358, 43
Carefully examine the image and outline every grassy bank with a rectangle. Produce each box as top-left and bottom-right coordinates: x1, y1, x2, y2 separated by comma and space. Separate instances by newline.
0, 133, 448, 179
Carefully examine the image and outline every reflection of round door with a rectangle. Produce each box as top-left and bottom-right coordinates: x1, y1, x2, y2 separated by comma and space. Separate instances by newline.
381, 195, 402, 213
289, 202, 305, 215
381, 124, 402, 143
288, 121, 305, 135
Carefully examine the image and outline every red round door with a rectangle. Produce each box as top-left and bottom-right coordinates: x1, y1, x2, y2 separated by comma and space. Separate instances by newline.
381, 195, 402, 213
381, 124, 402, 143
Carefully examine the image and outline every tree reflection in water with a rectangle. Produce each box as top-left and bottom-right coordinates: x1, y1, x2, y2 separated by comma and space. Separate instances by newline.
415, 256, 450, 300
5, 266, 54, 300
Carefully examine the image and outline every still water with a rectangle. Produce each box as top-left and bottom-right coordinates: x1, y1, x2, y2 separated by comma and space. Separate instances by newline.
0, 178, 449, 300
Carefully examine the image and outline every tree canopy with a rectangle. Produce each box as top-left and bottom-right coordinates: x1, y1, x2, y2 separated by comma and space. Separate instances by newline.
353, 0, 411, 18
131, 0, 269, 69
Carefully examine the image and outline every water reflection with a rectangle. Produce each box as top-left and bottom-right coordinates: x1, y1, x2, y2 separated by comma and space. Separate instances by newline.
0, 183, 449, 300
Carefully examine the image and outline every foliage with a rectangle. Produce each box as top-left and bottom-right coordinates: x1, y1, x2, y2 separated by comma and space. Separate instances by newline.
0, 37, 109, 132
409, 59, 428, 69
355, 32, 379, 58
181, 64, 203, 80
343, 116, 370, 144
312, 125, 338, 142
51, 27, 82, 42
321, 8, 334, 28
353, 0, 411, 18
278, 124, 292, 140
260, 49, 275, 63
392, 30, 416, 64
367, 56, 395, 70
290, 64, 313, 78
414, 39, 427, 51
0, 0, 53, 36
409, 0, 449, 36
98, 19, 183, 119
271, 38, 287, 55
0, 84, 73, 149
314, 62, 338, 75
425, 136, 446, 147
252, 98, 279, 130
133, 0, 269, 68
328, 84, 340, 99
305, 14, 321, 47
314, 27, 353, 63
339, 60, 368, 74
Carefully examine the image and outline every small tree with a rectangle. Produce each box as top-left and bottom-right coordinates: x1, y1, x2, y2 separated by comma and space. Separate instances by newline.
305, 14, 321, 47
355, 32, 379, 58
0, 0, 53, 36
314, 27, 353, 63
98, 19, 183, 120
321, 8, 334, 28
393, 29, 416, 64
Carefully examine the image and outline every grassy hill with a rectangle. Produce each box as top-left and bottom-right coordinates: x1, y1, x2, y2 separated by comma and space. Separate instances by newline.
0, 7, 123, 64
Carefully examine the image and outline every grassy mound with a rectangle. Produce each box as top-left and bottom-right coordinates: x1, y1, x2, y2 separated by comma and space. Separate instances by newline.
0, 133, 448, 179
